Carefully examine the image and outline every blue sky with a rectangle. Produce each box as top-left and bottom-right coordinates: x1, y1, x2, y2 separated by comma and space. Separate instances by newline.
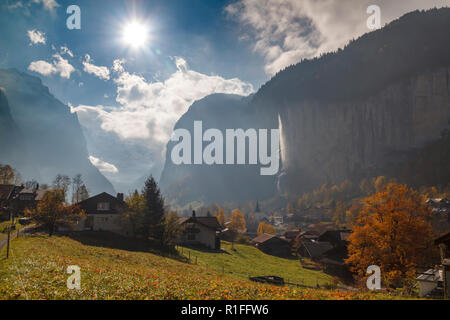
1, 0, 449, 193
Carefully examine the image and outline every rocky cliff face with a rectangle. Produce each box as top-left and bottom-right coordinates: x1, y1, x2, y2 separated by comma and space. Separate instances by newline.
277, 68, 450, 194
159, 93, 278, 205
0, 69, 115, 195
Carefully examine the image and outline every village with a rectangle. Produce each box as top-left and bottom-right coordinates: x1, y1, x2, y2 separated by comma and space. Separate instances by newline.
1, 172, 449, 299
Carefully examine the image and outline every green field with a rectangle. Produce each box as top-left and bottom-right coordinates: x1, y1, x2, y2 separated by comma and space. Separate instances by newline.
177, 242, 333, 287
0, 232, 404, 300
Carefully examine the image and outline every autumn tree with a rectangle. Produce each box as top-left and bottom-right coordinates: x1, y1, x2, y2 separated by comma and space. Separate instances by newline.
345, 183, 435, 288
161, 211, 183, 249
257, 222, 276, 235
332, 200, 347, 228
25, 189, 85, 236
71, 174, 84, 204
0, 165, 14, 184
215, 208, 226, 227
345, 201, 363, 227
53, 174, 71, 200
229, 209, 246, 231
122, 190, 147, 237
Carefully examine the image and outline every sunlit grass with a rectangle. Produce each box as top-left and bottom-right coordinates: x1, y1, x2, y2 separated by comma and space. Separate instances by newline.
0, 234, 406, 300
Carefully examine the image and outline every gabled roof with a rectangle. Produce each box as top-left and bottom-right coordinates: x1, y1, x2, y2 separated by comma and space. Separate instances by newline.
302, 241, 333, 258
77, 192, 125, 215
252, 233, 276, 243
416, 269, 442, 283
178, 216, 222, 230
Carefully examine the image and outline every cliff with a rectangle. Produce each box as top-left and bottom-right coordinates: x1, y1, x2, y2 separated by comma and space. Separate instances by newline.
0, 68, 115, 195
276, 68, 450, 194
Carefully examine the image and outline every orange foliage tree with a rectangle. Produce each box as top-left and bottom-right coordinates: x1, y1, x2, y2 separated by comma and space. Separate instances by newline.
26, 189, 85, 236
345, 183, 434, 288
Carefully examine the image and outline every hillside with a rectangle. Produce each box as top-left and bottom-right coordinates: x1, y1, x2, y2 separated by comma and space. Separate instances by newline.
0, 69, 115, 195
0, 233, 401, 300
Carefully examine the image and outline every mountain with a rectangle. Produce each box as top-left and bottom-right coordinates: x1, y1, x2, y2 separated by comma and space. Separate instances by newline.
0, 88, 33, 175
0, 68, 115, 195
160, 8, 450, 205
159, 93, 277, 205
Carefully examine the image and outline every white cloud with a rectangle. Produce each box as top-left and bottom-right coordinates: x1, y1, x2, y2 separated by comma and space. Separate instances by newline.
32, 0, 59, 12
27, 29, 46, 45
71, 57, 254, 179
112, 59, 126, 73
82, 54, 110, 81
226, 0, 450, 75
60, 46, 74, 57
89, 156, 119, 174
28, 54, 75, 79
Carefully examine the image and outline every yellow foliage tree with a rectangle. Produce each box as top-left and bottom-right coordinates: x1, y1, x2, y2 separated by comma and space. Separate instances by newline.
0, 165, 14, 184
257, 222, 276, 235
229, 209, 246, 231
345, 183, 434, 288
215, 207, 226, 227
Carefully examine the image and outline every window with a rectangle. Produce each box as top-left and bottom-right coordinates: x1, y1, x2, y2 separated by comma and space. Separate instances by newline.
97, 202, 110, 211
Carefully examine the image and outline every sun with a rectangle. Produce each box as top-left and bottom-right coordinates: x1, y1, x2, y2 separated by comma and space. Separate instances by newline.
122, 21, 148, 49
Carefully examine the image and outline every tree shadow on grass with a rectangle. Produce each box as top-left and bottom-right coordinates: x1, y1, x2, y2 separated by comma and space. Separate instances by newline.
179, 244, 231, 255
62, 231, 188, 263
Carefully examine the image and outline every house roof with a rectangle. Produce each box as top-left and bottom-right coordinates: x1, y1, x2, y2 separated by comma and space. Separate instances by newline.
252, 233, 276, 243
77, 192, 125, 215
318, 230, 352, 244
178, 216, 222, 230
416, 269, 442, 283
0, 184, 15, 201
302, 241, 333, 258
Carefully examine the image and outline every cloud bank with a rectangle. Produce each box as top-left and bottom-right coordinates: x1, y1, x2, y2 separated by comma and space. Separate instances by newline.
82, 54, 110, 81
89, 156, 119, 174
226, 0, 450, 75
28, 54, 75, 79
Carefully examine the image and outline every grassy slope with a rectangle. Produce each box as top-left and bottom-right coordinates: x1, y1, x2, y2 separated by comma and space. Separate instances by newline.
0, 233, 401, 300
177, 242, 332, 287
0, 219, 23, 241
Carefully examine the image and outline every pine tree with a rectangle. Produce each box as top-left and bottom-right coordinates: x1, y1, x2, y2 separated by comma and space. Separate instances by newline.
142, 176, 165, 241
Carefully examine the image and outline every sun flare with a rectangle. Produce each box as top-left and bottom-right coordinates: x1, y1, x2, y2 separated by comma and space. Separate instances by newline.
122, 21, 148, 49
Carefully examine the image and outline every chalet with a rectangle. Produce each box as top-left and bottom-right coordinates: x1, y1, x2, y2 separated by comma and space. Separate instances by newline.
0, 184, 46, 216
298, 241, 333, 259
177, 211, 222, 250
318, 229, 351, 247
15, 187, 46, 213
434, 232, 450, 297
76, 192, 126, 233
416, 268, 444, 297
251, 233, 291, 257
